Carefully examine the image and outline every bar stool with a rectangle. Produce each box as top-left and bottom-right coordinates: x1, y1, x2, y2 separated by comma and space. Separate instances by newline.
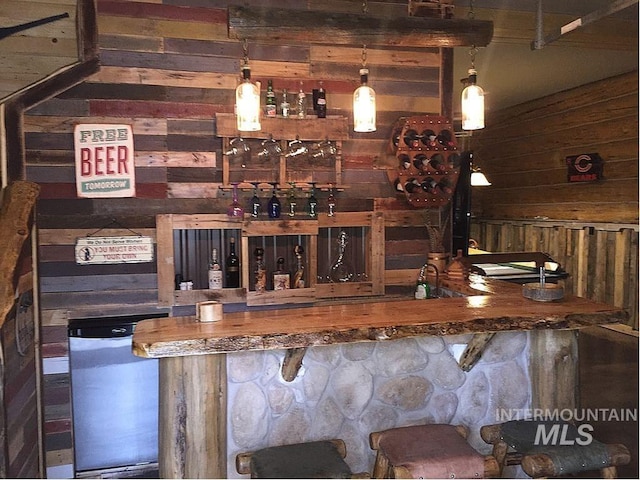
369, 424, 500, 478
236, 439, 369, 478
480, 420, 631, 478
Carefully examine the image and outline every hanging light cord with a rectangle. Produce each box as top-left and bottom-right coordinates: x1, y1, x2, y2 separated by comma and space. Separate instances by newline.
242, 38, 249, 66
468, 0, 477, 69
361, 0, 368, 68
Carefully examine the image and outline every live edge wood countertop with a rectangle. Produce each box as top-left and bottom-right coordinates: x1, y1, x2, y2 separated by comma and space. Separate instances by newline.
132, 276, 628, 359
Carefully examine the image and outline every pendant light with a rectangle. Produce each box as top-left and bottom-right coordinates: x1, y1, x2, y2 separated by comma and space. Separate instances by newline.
461, 1, 485, 131
353, 1, 376, 132
235, 40, 261, 132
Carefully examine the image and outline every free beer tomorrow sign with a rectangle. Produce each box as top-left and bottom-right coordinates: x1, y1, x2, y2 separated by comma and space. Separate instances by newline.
74, 124, 136, 198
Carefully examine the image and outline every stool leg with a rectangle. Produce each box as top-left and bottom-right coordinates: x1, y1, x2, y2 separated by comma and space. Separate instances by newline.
600, 466, 618, 479
372, 450, 390, 479
492, 440, 508, 476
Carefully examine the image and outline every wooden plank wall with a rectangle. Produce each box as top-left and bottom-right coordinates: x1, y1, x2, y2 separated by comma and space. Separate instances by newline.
24, 0, 445, 473
469, 71, 639, 329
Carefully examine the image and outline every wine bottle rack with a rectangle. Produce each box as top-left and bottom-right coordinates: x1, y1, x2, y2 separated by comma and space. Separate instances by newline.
388, 115, 460, 208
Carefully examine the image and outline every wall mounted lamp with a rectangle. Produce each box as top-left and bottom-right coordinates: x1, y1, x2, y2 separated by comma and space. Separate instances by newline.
471, 166, 491, 186
235, 40, 261, 132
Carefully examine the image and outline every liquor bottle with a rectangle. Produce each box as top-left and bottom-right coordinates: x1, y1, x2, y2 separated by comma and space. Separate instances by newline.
414, 264, 430, 299
225, 237, 240, 288
316, 81, 327, 118
307, 184, 318, 218
327, 186, 336, 217
296, 81, 307, 118
254, 247, 266, 293
273, 257, 290, 290
268, 185, 281, 218
293, 245, 305, 288
265, 80, 277, 117
208, 248, 223, 290
329, 230, 354, 283
280, 89, 290, 118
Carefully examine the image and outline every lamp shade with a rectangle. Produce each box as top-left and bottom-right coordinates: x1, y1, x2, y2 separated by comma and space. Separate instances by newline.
353, 68, 376, 132
471, 169, 491, 186
235, 65, 261, 132
461, 68, 485, 131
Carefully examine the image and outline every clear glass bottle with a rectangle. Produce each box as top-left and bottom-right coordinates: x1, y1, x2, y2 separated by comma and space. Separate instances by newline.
329, 230, 354, 283
208, 248, 223, 290
280, 89, 290, 118
353, 68, 376, 132
227, 183, 244, 218
254, 247, 266, 293
235, 63, 261, 131
273, 257, 290, 290
293, 245, 305, 288
225, 237, 240, 288
296, 81, 307, 119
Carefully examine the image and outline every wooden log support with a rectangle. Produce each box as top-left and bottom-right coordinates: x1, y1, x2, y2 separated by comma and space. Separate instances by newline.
458, 332, 496, 371
281, 347, 307, 382
159, 354, 227, 479
0, 181, 39, 326
228, 6, 493, 48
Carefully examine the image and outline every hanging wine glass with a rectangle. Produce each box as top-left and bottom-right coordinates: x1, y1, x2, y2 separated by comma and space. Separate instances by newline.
224, 137, 251, 168
327, 184, 336, 217
329, 230, 354, 283
257, 134, 282, 162
286, 182, 297, 217
285, 136, 308, 159
310, 138, 337, 161
227, 183, 244, 218
249, 182, 261, 218
267, 183, 281, 219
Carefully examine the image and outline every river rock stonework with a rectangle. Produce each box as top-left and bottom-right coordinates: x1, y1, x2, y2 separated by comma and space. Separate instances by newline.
226, 331, 531, 477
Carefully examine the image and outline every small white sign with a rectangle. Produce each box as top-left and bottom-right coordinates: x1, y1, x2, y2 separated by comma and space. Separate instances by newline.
74, 124, 136, 198
75, 236, 154, 265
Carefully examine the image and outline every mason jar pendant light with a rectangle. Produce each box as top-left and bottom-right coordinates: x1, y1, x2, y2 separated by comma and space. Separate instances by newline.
353, 1, 376, 132
461, 0, 485, 131
235, 39, 261, 132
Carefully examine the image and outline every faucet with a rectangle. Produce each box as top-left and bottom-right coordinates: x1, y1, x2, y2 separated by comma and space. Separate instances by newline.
425, 263, 440, 298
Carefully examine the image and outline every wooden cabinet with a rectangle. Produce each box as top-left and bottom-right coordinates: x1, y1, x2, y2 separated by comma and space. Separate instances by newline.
156, 212, 385, 308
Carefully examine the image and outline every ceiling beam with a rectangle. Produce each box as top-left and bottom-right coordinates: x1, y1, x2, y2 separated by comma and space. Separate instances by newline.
228, 6, 493, 48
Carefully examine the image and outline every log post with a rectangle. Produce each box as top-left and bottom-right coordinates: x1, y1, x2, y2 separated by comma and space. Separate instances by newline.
529, 330, 578, 411
159, 354, 227, 478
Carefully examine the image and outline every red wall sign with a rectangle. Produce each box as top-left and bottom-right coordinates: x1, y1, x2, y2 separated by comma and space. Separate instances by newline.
566, 153, 604, 183
74, 124, 136, 197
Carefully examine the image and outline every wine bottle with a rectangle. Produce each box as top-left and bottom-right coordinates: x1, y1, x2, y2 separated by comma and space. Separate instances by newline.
429, 154, 446, 172
273, 257, 290, 290
403, 129, 420, 148
265, 79, 277, 117
399, 154, 411, 170
421, 129, 437, 146
280, 89, 290, 118
404, 178, 420, 193
225, 237, 240, 288
208, 248, 223, 290
413, 154, 428, 170
254, 247, 266, 293
316, 81, 327, 118
420, 177, 438, 193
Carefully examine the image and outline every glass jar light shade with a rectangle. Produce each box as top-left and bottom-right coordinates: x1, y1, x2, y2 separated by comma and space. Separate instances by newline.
461, 69, 485, 131
353, 69, 376, 132
235, 66, 261, 132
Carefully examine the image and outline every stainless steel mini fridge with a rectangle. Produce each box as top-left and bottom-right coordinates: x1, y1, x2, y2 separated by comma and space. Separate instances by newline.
68, 314, 166, 476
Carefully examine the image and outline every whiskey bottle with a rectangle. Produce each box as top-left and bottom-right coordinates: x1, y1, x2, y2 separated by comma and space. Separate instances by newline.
254, 247, 266, 293
208, 248, 223, 290
273, 257, 290, 290
293, 245, 305, 288
265, 80, 277, 117
225, 237, 240, 288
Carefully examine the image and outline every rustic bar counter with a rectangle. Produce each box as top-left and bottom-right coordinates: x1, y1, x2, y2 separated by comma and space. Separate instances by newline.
132, 276, 628, 478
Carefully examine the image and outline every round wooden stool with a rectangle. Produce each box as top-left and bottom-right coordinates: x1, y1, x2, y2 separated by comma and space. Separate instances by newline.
369, 424, 500, 478
236, 439, 368, 478
480, 420, 631, 478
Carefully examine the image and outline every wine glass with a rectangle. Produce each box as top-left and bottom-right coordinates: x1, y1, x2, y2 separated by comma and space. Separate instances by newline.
249, 182, 261, 218
224, 137, 251, 168
267, 183, 281, 218
257, 134, 282, 162
285, 136, 308, 159
227, 183, 244, 218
